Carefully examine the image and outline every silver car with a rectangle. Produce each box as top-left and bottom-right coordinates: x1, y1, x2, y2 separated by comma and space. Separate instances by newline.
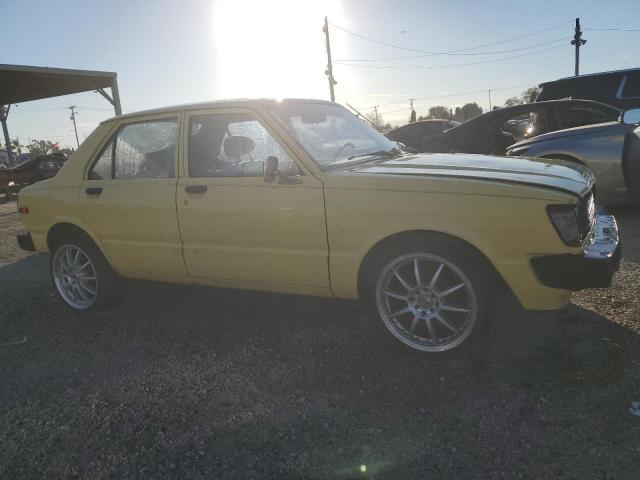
507, 108, 640, 204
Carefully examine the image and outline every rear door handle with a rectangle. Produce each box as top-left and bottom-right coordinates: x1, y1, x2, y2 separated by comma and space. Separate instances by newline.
185, 185, 208, 194
85, 187, 103, 196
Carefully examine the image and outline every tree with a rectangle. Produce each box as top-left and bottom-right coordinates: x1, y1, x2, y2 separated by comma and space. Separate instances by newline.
25, 139, 73, 157
10, 137, 23, 155
427, 105, 450, 120
26, 139, 58, 157
365, 111, 388, 131
453, 103, 483, 121
503, 86, 541, 107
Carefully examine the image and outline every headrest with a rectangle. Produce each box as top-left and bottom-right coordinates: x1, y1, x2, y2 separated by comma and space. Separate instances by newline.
223, 135, 255, 157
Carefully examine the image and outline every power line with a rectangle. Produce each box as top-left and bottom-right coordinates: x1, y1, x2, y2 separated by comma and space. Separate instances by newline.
585, 27, 640, 32
333, 37, 568, 62
334, 44, 564, 70
363, 83, 537, 110
329, 20, 572, 55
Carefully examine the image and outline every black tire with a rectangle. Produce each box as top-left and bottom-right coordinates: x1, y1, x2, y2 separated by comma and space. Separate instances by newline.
49, 234, 124, 313
361, 236, 495, 359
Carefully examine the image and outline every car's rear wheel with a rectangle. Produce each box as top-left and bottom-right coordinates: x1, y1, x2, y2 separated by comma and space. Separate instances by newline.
364, 238, 493, 358
50, 235, 122, 312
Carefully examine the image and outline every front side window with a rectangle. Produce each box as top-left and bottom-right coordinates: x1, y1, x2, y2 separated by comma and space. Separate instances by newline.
270, 102, 398, 169
188, 112, 299, 178
88, 119, 178, 180
554, 105, 618, 130
493, 110, 548, 142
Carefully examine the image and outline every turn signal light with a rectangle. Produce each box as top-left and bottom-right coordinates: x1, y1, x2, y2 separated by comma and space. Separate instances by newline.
18, 207, 29, 214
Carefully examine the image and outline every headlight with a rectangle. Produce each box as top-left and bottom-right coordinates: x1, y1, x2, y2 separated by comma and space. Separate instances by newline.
547, 204, 581, 246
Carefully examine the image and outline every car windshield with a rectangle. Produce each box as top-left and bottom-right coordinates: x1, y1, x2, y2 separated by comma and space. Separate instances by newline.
270, 101, 399, 169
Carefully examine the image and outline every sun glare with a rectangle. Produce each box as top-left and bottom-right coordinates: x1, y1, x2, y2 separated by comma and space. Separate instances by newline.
212, 0, 346, 101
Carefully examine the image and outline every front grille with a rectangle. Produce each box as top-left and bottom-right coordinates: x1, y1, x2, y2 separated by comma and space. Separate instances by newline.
577, 190, 595, 243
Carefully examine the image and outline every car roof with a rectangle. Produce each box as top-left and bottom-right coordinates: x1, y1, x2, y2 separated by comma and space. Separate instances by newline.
539, 67, 640, 86
100, 98, 337, 124
448, 99, 619, 130
387, 119, 452, 132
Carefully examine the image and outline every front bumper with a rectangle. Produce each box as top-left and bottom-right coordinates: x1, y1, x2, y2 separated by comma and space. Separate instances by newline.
531, 212, 621, 290
16, 231, 36, 252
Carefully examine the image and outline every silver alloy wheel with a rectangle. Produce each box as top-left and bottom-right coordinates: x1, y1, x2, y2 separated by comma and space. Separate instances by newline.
52, 244, 98, 310
375, 253, 478, 352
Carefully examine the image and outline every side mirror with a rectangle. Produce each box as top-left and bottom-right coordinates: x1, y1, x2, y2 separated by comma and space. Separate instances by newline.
264, 155, 278, 183
264, 155, 302, 185
621, 108, 640, 125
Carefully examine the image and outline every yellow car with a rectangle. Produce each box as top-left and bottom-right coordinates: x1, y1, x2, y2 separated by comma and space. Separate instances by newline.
16, 99, 621, 357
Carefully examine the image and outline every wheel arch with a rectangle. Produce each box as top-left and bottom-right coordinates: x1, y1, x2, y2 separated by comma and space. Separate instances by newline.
356, 229, 517, 307
46, 220, 114, 268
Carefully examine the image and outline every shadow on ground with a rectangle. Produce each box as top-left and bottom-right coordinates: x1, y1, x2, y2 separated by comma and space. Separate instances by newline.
1, 250, 639, 479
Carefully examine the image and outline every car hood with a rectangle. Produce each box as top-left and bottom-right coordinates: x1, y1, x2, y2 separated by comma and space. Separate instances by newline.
510, 121, 621, 149
349, 152, 594, 197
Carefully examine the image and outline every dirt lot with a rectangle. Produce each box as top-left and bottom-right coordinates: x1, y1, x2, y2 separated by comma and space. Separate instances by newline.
1, 200, 639, 479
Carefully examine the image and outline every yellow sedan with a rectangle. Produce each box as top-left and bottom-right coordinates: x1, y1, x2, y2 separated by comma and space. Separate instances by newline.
16, 99, 620, 358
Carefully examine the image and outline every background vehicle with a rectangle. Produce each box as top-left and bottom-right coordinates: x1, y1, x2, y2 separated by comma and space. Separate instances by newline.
0, 152, 67, 194
16, 99, 619, 358
537, 68, 640, 110
0, 149, 9, 168
386, 119, 460, 151
507, 108, 640, 204
421, 99, 619, 155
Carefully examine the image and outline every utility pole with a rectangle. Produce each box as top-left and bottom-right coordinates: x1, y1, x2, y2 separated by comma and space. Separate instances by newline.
373, 105, 379, 128
0, 105, 13, 166
322, 16, 337, 102
69, 106, 80, 148
571, 18, 586, 76
409, 99, 416, 122
488, 90, 492, 111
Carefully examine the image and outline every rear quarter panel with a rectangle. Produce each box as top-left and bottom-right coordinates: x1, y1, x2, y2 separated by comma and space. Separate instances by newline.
18, 124, 114, 256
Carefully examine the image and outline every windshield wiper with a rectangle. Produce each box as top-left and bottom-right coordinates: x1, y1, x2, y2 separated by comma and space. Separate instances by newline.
348, 148, 402, 161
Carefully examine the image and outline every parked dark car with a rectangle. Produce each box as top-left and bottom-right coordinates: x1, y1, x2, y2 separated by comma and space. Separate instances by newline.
0, 152, 67, 194
507, 108, 640, 204
536, 68, 640, 110
421, 100, 620, 155
386, 119, 460, 150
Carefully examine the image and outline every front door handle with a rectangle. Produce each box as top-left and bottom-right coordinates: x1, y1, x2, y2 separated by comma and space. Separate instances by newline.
85, 187, 103, 196
185, 185, 208, 194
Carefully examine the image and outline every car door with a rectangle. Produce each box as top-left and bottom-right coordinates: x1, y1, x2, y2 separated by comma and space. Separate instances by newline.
79, 115, 187, 278
176, 108, 330, 289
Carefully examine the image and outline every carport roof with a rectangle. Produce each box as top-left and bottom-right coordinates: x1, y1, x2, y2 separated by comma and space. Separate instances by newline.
0, 64, 117, 105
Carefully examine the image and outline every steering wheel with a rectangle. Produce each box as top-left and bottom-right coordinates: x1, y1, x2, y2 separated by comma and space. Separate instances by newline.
332, 142, 355, 161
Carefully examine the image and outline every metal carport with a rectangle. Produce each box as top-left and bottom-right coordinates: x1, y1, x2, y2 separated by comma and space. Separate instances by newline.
0, 64, 122, 166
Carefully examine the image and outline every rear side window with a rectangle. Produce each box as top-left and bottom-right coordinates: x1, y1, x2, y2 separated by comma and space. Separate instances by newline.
621, 73, 640, 98
88, 119, 178, 180
88, 142, 112, 180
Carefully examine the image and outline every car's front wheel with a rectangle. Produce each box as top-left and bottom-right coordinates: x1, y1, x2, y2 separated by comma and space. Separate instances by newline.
50, 235, 122, 312
364, 238, 493, 358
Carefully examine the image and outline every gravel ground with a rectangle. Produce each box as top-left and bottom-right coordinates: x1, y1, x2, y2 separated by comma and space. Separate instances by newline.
0, 200, 639, 479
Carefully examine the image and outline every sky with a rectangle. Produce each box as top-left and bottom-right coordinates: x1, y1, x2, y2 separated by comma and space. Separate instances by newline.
1, 0, 639, 148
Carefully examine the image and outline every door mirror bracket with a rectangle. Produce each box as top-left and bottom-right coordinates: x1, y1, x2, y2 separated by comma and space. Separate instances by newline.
264, 156, 302, 185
